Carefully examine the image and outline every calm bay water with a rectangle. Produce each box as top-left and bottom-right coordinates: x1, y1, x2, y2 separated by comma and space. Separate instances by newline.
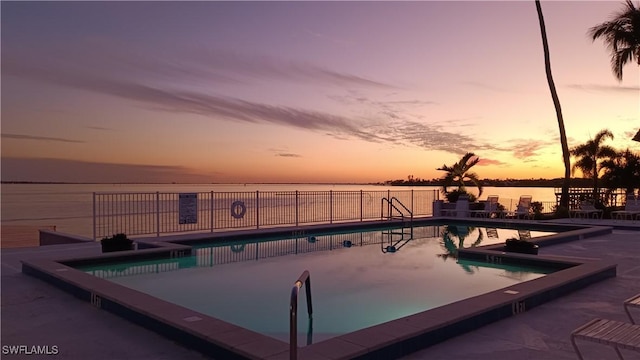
1, 183, 557, 239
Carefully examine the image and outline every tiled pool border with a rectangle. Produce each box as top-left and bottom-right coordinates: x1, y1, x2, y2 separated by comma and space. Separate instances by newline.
22, 219, 617, 360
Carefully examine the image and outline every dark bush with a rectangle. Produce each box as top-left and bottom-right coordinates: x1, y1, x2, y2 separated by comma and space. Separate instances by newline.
504, 237, 538, 255
445, 190, 477, 203
101, 233, 133, 253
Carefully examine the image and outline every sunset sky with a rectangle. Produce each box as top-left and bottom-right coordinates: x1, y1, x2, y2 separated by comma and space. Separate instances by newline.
1, 1, 639, 184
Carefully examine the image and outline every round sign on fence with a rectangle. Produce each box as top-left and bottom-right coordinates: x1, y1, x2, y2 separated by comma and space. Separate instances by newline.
230, 201, 247, 219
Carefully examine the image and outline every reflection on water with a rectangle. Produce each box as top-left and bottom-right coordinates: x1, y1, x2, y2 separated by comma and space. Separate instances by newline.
438, 225, 486, 274
438, 225, 483, 257
81, 224, 554, 280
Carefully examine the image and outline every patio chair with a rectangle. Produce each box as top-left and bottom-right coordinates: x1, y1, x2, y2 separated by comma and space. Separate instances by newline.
469, 195, 500, 218
570, 200, 603, 219
611, 195, 640, 221
506, 195, 533, 219
442, 196, 470, 218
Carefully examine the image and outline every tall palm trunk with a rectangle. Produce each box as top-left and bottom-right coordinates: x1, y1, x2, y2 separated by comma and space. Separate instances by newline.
535, 0, 570, 209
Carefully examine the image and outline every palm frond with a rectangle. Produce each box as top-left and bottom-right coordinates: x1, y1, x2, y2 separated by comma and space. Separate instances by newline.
589, 0, 640, 80
594, 129, 615, 143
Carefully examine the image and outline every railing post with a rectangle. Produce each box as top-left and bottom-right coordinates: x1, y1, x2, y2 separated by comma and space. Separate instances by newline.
256, 191, 260, 229
329, 190, 333, 224
411, 189, 414, 215
210, 191, 214, 232
295, 191, 299, 227
360, 190, 363, 222
92, 192, 97, 240
156, 191, 160, 237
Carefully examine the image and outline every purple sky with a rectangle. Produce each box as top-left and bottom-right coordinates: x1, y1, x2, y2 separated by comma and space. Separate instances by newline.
2, 1, 639, 183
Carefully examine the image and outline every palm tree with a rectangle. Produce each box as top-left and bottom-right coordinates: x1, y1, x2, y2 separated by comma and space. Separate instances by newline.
601, 148, 640, 195
588, 0, 640, 81
436, 152, 483, 199
535, 0, 571, 210
570, 129, 618, 201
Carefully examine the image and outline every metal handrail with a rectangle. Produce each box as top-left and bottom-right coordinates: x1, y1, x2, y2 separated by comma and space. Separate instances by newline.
390, 196, 413, 222
290, 270, 313, 360
381, 197, 413, 222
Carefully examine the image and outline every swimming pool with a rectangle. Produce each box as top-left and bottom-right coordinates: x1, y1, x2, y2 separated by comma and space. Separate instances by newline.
23, 219, 616, 359
78, 224, 556, 344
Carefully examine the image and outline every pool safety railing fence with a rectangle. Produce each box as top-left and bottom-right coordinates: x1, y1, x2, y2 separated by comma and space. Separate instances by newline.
92, 190, 438, 240
290, 270, 313, 360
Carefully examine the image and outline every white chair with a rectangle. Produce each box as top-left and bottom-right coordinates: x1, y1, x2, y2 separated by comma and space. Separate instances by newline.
570, 200, 603, 219
506, 196, 533, 219
470, 195, 499, 218
611, 195, 640, 221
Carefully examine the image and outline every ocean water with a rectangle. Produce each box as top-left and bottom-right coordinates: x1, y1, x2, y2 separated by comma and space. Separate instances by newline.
1, 183, 557, 239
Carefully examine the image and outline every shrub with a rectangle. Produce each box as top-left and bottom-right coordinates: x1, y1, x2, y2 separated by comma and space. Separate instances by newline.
504, 237, 539, 255
531, 201, 544, 220
101, 233, 133, 253
445, 189, 477, 203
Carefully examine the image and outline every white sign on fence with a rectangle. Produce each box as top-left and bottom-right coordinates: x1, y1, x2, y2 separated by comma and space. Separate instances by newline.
179, 193, 198, 224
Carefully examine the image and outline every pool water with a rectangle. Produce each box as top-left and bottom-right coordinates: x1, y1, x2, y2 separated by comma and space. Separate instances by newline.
80, 224, 557, 345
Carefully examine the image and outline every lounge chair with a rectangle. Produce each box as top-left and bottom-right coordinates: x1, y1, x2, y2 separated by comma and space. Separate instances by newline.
506, 195, 533, 219
625, 293, 640, 324
469, 195, 500, 218
571, 318, 640, 360
611, 195, 640, 221
570, 200, 603, 219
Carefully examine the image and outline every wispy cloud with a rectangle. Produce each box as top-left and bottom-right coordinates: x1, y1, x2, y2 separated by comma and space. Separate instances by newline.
276, 153, 302, 158
510, 142, 547, 159
566, 84, 640, 93
86, 126, 113, 131
3, 40, 395, 90
0, 157, 214, 183
3, 59, 493, 154
477, 158, 507, 166
2, 47, 509, 156
268, 147, 303, 158
1, 133, 84, 143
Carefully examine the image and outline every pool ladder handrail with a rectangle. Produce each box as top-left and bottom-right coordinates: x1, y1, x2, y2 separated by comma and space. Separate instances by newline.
381, 197, 413, 223
290, 270, 313, 360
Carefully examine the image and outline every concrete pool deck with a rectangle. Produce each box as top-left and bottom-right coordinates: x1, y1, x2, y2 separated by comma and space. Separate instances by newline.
2, 223, 640, 359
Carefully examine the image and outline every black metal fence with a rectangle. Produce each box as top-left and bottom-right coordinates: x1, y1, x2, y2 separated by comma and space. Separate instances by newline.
93, 190, 438, 239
